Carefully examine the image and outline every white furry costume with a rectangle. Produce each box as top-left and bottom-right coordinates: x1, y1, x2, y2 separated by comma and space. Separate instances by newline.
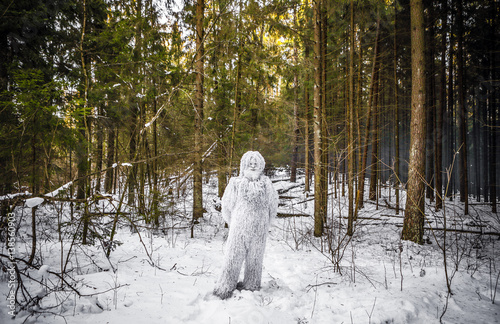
213, 151, 279, 299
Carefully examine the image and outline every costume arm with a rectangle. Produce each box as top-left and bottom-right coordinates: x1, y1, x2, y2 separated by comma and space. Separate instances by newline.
221, 177, 238, 225
265, 177, 279, 223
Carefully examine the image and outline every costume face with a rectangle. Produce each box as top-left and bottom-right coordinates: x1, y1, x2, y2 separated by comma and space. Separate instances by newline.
245, 157, 261, 180
240, 151, 265, 180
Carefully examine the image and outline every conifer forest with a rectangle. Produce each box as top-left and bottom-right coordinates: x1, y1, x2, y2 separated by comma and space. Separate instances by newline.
0, 0, 499, 323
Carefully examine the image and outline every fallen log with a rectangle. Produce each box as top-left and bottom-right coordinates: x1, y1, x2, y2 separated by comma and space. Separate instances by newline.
393, 224, 500, 236
279, 196, 299, 200
277, 212, 310, 218
277, 184, 302, 195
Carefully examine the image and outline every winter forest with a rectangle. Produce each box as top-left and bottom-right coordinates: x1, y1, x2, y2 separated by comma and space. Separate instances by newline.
1, 0, 499, 323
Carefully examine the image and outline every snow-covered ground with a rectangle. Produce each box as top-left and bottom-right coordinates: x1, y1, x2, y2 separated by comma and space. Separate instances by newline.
1, 173, 499, 323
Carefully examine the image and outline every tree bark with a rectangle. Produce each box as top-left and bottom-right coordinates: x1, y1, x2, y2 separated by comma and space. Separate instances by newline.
490, 51, 497, 213
355, 18, 380, 216
435, 0, 446, 210
368, 72, 380, 201
394, 6, 400, 215
290, 7, 299, 183
193, 0, 205, 223
78, 0, 91, 245
313, 0, 324, 237
347, 0, 355, 236
457, 0, 469, 215
95, 104, 104, 193
320, 2, 328, 230
104, 126, 115, 193
304, 44, 311, 193
425, 6, 435, 202
402, 0, 426, 244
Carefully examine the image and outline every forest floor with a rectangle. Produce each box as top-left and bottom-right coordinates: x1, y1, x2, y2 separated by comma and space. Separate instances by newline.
1, 172, 500, 323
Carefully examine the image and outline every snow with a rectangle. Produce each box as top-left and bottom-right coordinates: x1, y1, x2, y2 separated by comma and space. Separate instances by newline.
45, 182, 72, 197
38, 265, 50, 277
0, 192, 30, 201
121, 163, 132, 167
25, 197, 44, 208
1, 173, 499, 324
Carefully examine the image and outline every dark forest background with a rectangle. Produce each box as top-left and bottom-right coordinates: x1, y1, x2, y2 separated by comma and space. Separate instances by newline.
0, 0, 498, 244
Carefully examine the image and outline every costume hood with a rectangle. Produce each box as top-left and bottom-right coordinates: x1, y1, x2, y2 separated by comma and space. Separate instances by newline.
239, 151, 265, 177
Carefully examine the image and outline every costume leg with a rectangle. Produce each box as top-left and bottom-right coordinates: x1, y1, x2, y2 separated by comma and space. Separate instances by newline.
242, 235, 266, 291
213, 236, 245, 299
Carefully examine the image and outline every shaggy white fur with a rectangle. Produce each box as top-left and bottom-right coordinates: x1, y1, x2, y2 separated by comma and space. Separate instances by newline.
213, 151, 279, 299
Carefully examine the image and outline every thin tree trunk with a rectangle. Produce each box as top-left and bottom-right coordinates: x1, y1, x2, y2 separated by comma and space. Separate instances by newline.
369, 72, 380, 201
447, 29, 454, 200
490, 45, 497, 213
320, 2, 328, 229
347, 0, 355, 236
192, 0, 205, 225
79, 0, 91, 244
291, 7, 299, 183
313, 0, 324, 237
229, 1, 242, 177
457, 0, 469, 214
394, 6, 400, 215
355, 18, 380, 216
152, 93, 159, 225
95, 104, 104, 193
472, 94, 480, 201
28, 206, 37, 265
425, 7, 436, 202
402, 0, 426, 245
104, 126, 115, 193
304, 44, 311, 193
435, 0, 446, 210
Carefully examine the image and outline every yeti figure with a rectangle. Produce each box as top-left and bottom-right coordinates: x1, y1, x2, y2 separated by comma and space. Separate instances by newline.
213, 151, 279, 299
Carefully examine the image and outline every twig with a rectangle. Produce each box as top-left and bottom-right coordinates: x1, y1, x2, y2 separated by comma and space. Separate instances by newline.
310, 275, 318, 319
305, 281, 337, 292
366, 297, 377, 324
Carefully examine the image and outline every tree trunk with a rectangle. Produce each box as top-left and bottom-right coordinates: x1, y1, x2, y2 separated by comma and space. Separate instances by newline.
394, 6, 400, 215
304, 45, 311, 192
457, 0, 468, 215
369, 73, 379, 201
127, 116, 137, 207
355, 18, 380, 215
229, 0, 243, 178
290, 8, 299, 183
95, 104, 104, 193
347, 0, 355, 236
435, 0, 446, 210
152, 94, 159, 225
447, 30, 455, 200
313, 0, 324, 237
320, 3, 328, 230
402, 0, 426, 244
28, 205, 37, 265
425, 7, 435, 202
79, 0, 91, 245
490, 51, 497, 213
193, 0, 205, 224
104, 126, 115, 193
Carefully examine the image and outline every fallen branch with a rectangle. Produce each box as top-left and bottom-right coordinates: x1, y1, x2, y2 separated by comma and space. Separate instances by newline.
392, 225, 500, 236
277, 212, 311, 218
